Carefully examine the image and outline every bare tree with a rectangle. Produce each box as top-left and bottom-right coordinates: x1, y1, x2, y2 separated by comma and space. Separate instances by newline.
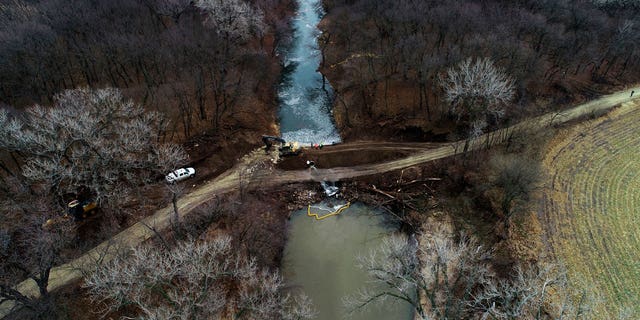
195, 0, 266, 41
345, 227, 493, 320
471, 263, 605, 320
145, 0, 193, 24
84, 236, 314, 320
591, 0, 640, 9
346, 226, 611, 320
165, 181, 185, 228
0, 88, 188, 214
439, 57, 515, 137
0, 89, 188, 314
600, 19, 640, 77
0, 201, 74, 318
192, 0, 267, 132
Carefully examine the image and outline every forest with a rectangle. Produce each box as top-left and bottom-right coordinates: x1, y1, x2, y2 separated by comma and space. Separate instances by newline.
1, 0, 639, 319
322, 0, 640, 140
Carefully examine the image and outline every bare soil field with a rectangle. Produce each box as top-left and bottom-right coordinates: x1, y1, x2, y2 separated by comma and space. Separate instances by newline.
542, 100, 640, 316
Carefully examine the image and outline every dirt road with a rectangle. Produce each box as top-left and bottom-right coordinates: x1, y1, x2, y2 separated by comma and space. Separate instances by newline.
1, 86, 638, 318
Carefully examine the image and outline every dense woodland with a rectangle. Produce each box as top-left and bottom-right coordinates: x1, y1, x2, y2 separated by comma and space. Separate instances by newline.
0, 0, 299, 318
0, 0, 293, 139
322, 0, 640, 139
1, 0, 639, 319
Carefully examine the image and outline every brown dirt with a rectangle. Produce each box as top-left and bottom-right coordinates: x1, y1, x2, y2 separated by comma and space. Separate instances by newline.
1, 87, 639, 318
318, 9, 633, 143
277, 141, 441, 170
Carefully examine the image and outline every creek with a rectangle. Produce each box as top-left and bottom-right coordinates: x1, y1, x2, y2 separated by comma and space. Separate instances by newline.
278, 1, 413, 319
277, 0, 340, 145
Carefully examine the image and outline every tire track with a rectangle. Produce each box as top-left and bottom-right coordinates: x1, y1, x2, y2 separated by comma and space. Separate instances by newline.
1, 87, 639, 318
541, 101, 640, 316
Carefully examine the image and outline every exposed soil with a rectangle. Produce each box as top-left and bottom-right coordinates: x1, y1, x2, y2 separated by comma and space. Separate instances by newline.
2, 81, 639, 318
276, 141, 441, 170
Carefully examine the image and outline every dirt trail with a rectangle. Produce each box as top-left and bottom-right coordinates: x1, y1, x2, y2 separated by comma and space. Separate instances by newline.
1, 87, 639, 318
304, 141, 443, 153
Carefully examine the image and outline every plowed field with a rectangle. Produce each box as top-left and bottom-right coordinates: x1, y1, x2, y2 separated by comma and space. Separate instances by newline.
542, 101, 640, 316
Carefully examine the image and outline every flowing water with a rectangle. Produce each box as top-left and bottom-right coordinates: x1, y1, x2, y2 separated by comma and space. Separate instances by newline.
277, 0, 341, 145
283, 203, 415, 320
278, 1, 412, 318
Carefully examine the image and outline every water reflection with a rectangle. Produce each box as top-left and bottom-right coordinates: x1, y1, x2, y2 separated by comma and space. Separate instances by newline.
283, 202, 414, 320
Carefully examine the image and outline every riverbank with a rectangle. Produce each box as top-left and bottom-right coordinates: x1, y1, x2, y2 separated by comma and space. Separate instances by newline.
3, 0, 640, 316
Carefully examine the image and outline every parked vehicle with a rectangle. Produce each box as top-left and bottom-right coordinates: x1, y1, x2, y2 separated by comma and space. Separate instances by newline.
68, 199, 98, 221
42, 198, 98, 229
165, 167, 196, 183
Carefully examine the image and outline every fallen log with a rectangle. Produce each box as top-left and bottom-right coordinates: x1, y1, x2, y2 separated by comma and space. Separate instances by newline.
369, 185, 419, 211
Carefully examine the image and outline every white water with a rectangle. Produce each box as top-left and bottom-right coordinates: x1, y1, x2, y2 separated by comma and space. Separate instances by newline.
279, 3, 412, 319
310, 165, 339, 197
277, 0, 341, 145
319, 180, 339, 197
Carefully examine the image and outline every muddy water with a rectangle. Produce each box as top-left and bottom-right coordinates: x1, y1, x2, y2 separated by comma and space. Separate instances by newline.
279, 1, 411, 318
277, 0, 340, 145
283, 202, 414, 320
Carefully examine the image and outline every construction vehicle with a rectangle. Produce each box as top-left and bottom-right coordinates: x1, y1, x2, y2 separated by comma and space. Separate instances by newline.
262, 135, 286, 151
262, 135, 302, 157
42, 199, 98, 229
279, 142, 302, 157
67, 199, 98, 221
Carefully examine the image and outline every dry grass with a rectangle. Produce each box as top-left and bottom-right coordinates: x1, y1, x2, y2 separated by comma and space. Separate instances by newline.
541, 101, 640, 317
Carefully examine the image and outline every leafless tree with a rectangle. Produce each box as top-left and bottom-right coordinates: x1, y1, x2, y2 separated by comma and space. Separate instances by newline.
1, 88, 191, 316
471, 263, 605, 320
0, 89, 187, 308
0, 88, 188, 214
195, 0, 266, 41
0, 0, 282, 143
192, 0, 267, 131
600, 19, 640, 77
591, 0, 640, 9
145, 0, 192, 24
171, 197, 223, 241
165, 181, 185, 227
84, 236, 314, 319
345, 227, 493, 320
439, 57, 515, 137
346, 225, 612, 320
0, 0, 38, 24
0, 200, 74, 318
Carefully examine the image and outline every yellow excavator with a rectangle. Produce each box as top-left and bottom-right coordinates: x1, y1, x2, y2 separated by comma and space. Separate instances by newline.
42, 199, 98, 229
67, 199, 97, 220
262, 135, 302, 157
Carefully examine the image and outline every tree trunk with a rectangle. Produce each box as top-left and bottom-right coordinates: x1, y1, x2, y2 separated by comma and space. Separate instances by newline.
172, 192, 179, 225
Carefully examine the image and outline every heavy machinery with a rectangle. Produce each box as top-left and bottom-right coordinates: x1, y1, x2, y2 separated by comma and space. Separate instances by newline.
67, 199, 98, 221
262, 135, 286, 149
262, 135, 302, 157
279, 142, 302, 157
42, 199, 98, 229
